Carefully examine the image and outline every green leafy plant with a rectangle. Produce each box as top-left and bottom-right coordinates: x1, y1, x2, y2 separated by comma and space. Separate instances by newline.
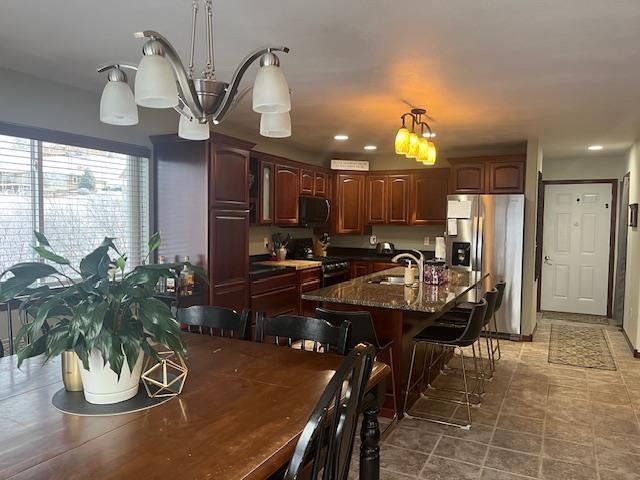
0, 232, 205, 377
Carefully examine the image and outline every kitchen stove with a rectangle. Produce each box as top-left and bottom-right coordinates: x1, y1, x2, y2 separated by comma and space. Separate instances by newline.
288, 238, 350, 286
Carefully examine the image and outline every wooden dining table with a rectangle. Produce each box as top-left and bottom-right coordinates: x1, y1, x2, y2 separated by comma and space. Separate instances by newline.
0, 334, 390, 480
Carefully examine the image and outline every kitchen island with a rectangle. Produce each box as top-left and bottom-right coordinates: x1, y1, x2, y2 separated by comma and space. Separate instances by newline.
301, 267, 488, 418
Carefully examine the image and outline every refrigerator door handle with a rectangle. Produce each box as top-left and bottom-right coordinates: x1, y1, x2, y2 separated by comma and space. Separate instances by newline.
476, 215, 484, 272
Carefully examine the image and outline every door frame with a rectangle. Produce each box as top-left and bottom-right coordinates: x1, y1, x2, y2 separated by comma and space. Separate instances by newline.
536, 179, 618, 317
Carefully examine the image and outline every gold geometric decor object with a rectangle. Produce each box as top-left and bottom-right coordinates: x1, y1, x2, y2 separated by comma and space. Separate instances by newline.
141, 350, 188, 398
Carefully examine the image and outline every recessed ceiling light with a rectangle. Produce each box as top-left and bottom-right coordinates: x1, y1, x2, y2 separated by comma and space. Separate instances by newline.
334, 134, 349, 141
364, 145, 377, 151
588, 145, 603, 151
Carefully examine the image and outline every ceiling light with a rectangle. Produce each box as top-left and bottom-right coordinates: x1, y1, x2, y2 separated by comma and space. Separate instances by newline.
334, 134, 349, 141
97, 0, 291, 139
178, 115, 210, 140
588, 145, 603, 151
260, 112, 292, 138
396, 107, 437, 165
364, 145, 377, 151
99, 68, 138, 125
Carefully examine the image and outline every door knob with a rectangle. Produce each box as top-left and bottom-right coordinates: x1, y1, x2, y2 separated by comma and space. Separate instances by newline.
544, 256, 552, 265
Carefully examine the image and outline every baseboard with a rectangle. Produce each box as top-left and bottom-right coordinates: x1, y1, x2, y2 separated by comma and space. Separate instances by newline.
619, 328, 640, 358
634, 349, 640, 359
521, 334, 533, 342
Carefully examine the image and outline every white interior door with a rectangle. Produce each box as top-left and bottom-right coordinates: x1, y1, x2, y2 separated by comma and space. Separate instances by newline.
541, 183, 612, 316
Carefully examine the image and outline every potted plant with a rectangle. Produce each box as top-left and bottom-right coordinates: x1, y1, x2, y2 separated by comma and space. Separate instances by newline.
0, 232, 203, 405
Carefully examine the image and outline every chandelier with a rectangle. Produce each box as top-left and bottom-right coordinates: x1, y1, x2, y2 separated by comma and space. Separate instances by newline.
97, 0, 291, 140
394, 108, 436, 165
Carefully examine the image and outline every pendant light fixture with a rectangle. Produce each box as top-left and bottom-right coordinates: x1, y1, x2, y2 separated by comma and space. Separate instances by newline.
394, 108, 437, 165
97, 0, 291, 140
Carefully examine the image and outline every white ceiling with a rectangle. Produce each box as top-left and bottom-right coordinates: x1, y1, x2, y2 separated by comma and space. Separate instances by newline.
2, 0, 640, 159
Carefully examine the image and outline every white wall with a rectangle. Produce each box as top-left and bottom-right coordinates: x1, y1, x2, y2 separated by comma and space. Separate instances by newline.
624, 143, 640, 351
542, 154, 627, 181
521, 138, 543, 337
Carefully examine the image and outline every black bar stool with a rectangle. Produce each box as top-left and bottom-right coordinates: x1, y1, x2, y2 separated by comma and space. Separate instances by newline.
438, 286, 501, 378
403, 299, 488, 430
314, 307, 399, 426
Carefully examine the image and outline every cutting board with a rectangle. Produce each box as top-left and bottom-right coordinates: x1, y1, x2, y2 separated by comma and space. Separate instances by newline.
255, 260, 322, 270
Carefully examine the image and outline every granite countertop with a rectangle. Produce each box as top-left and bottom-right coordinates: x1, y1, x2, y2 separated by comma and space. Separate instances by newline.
301, 267, 488, 313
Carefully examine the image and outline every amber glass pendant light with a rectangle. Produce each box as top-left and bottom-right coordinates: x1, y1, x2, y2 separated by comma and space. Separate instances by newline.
395, 107, 437, 165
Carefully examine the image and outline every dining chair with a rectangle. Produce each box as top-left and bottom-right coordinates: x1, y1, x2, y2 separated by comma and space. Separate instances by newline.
177, 305, 251, 340
255, 313, 350, 355
314, 307, 398, 423
284, 343, 376, 480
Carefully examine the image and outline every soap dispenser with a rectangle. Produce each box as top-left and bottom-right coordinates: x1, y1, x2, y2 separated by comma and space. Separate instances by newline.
404, 260, 415, 286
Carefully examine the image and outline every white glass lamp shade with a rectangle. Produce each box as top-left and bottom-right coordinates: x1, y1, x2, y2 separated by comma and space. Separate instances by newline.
100, 81, 138, 126
134, 54, 179, 108
253, 65, 291, 113
260, 112, 291, 138
178, 115, 210, 140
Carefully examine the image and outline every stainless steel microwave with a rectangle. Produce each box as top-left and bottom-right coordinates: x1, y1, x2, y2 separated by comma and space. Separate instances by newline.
298, 195, 330, 227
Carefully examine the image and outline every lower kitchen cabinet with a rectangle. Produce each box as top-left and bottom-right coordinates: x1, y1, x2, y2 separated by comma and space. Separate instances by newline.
298, 267, 321, 317
371, 262, 397, 273
350, 261, 371, 279
250, 272, 298, 317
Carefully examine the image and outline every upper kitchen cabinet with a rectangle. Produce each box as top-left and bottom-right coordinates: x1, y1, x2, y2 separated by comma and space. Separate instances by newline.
449, 155, 525, 194
450, 159, 485, 194
366, 175, 387, 224
300, 168, 315, 195
275, 164, 300, 225
258, 160, 274, 225
485, 156, 526, 193
314, 172, 327, 197
411, 169, 450, 225
209, 143, 251, 209
388, 175, 410, 224
335, 173, 367, 234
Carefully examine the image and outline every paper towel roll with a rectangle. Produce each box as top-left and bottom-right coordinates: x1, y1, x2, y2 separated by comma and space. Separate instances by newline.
435, 237, 446, 260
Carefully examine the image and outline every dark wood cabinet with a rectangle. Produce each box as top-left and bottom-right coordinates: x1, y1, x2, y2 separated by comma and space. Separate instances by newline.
300, 168, 314, 195
298, 268, 321, 316
388, 175, 410, 225
209, 209, 249, 312
350, 261, 371, 279
314, 172, 327, 197
451, 161, 485, 194
250, 272, 298, 318
450, 155, 526, 194
335, 173, 366, 234
366, 176, 387, 224
275, 165, 300, 225
411, 170, 449, 225
209, 146, 250, 209
486, 158, 525, 193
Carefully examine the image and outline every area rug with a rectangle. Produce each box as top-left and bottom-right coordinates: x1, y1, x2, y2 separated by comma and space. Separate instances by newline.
548, 324, 616, 371
542, 310, 609, 325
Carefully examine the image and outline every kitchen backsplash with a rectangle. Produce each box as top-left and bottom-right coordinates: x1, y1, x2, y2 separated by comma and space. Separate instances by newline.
249, 224, 445, 255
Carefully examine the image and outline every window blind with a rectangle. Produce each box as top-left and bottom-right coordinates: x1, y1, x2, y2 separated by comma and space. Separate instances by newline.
0, 133, 150, 276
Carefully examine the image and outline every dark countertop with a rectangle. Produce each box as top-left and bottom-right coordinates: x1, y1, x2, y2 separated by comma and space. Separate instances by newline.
301, 267, 488, 313
249, 263, 294, 279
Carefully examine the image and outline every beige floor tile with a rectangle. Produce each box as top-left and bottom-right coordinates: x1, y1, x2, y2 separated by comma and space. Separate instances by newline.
480, 468, 537, 479
491, 428, 542, 454
419, 456, 481, 480
442, 423, 494, 444
544, 418, 594, 445
497, 413, 544, 435
380, 445, 429, 477
598, 468, 640, 480
432, 436, 488, 465
542, 437, 595, 466
540, 458, 597, 480
597, 448, 640, 477
385, 425, 440, 453
483, 447, 540, 477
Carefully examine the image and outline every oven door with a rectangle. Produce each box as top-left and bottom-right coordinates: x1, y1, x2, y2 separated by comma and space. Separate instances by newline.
322, 269, 349, 287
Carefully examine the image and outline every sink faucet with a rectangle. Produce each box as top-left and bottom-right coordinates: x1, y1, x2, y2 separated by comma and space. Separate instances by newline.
391, 249, 424, 283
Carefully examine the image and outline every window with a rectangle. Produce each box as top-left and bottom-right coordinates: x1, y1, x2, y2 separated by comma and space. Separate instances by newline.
0, 132, 150, 277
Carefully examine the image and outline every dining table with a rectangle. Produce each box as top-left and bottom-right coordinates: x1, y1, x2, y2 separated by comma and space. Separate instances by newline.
0, 334, 390, 480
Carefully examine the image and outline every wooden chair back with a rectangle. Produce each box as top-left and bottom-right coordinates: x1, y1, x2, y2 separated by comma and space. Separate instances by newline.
314, 308, 381, 351
284, 344, 376, 480
177, 306, 251, 340
255, 313, 350, 355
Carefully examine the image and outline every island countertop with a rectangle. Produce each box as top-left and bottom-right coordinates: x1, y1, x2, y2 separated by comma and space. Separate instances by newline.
301, 267, 488, 313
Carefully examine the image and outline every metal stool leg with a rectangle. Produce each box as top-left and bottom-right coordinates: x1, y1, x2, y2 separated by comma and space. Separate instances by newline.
458, 346, 472, 429
492, 313, 502, 361
402, 341, 421, 416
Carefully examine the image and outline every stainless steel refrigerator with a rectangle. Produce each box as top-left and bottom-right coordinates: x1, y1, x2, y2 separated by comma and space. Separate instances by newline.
445, 194, 525, 338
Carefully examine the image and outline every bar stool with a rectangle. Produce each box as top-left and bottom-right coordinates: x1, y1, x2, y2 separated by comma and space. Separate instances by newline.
403, 299, 488, 430
438, 286, 501, 377
314, 307, 399, 427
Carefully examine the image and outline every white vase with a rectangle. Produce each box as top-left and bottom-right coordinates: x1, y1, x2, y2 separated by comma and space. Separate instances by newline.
78, 348, 144, 405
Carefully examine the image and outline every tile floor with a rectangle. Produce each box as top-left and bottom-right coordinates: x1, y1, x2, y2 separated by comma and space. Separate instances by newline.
356, 317, 640, 480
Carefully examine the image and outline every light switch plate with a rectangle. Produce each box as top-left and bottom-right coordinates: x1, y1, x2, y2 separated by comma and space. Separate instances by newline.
424, 236, 430, 246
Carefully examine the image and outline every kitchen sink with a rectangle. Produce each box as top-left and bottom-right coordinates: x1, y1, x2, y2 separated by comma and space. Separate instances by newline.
368, 275, 406, 285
